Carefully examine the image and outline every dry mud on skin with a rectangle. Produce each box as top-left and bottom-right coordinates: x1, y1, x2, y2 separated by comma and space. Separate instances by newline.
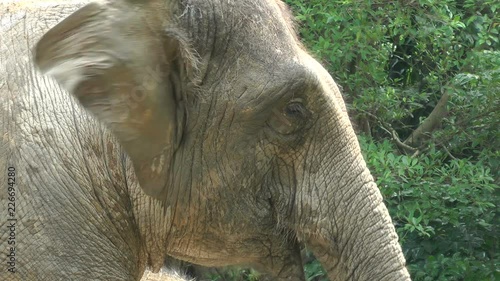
1, 1, 188, 280
0, 0, 85, 5
0, 0, 89, 23
0, 0, 87, 14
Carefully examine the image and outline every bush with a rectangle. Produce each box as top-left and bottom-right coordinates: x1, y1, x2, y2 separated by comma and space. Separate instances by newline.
360, 136, 499, 281
285, 0, 499, 149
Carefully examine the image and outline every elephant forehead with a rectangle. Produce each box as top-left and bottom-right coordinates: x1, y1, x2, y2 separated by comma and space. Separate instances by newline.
179, 0, 301, 63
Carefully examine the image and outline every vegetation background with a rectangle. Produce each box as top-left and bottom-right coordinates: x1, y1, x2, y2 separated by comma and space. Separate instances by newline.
186, 0, 499, 280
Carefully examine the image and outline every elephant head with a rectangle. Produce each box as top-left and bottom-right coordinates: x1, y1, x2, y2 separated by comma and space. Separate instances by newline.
34, 0, 410, 280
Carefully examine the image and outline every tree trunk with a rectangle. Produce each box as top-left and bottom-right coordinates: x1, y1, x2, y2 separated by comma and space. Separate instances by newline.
404, 91, 449, 147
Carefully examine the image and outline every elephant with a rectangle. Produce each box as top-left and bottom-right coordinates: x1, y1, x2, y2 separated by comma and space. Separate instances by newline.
0, 0, 411, 280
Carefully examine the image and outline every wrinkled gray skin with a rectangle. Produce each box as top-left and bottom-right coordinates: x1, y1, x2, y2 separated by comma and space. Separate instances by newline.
0, 1, 411, 280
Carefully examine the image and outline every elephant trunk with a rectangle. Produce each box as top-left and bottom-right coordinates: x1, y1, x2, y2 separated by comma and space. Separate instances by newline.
296, 134, 411, 280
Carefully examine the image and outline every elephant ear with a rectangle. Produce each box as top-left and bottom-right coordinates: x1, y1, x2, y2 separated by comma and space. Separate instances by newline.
34, 2, 194, 201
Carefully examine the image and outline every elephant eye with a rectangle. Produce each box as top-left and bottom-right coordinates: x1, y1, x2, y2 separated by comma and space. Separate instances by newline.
267, 98, 310, 136
284, 101, 308, 119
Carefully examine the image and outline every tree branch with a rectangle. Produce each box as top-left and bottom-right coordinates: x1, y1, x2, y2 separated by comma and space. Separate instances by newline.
360, 110, 419, 153
404, 89, 450, 147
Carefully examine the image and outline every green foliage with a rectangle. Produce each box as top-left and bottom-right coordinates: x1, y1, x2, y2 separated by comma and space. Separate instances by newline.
285, 0, 499, 147
206, 268, 261, 281
303, 253, 327, 281
440, 49, 500, 163
360, 136, 499, 280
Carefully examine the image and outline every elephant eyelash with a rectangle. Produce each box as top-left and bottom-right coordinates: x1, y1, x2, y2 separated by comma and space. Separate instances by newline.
284, 101, 308, 119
